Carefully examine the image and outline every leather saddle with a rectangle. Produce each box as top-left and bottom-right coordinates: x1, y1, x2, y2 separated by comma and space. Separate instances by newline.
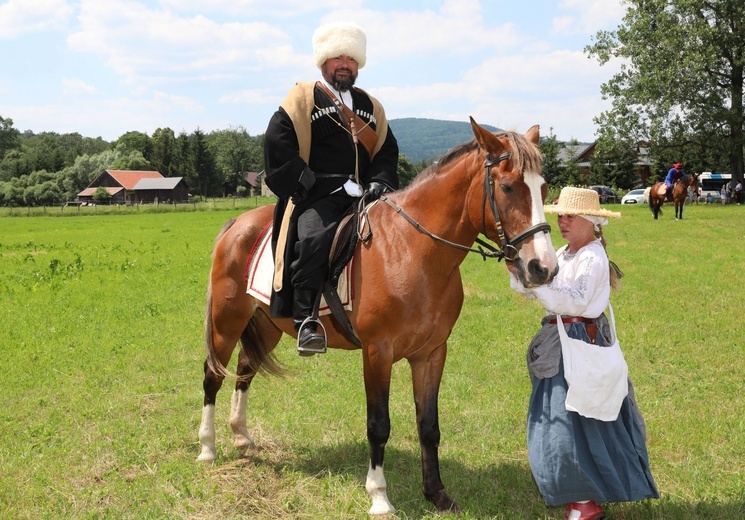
318, 202, 362, 347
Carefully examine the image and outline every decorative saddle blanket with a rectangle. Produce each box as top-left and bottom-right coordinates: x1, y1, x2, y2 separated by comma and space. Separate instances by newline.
244, 223, 354, 316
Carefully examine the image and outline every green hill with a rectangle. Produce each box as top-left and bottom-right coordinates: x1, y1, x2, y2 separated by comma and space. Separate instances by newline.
389, 117, 500, 163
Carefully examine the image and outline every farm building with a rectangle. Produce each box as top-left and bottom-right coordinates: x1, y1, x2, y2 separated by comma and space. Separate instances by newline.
559, 141, 653, 185
132, 177, 189, 203
77, 170, 189, 204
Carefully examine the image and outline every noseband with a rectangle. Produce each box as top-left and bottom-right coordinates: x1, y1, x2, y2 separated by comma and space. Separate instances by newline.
482, 152, 551, 261
372, 151, 552, 262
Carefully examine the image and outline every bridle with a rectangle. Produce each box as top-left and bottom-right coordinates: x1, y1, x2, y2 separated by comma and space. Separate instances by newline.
481, 152, 551, 261
372, 151, 551, 262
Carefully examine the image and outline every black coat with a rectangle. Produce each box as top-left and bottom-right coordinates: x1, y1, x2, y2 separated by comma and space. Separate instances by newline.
263, 82, 399, 317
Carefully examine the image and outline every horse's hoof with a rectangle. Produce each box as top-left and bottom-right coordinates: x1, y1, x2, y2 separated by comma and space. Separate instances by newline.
368, 501, 396, 515
427, 489, 461, 514
196, 447, 217, 462
234, 435, 256, 452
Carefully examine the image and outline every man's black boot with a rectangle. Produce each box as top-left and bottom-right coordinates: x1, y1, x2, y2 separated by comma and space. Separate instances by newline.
293, 288, 326, 356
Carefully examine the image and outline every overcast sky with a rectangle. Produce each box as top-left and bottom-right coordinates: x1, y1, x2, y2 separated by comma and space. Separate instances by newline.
0, 0, 626, 143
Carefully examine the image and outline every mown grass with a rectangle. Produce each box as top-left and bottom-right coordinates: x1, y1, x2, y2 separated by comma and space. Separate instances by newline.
0, 202, 743, 519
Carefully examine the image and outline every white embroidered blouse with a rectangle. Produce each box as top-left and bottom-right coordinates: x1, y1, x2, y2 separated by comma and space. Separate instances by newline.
511, 239, 610, 318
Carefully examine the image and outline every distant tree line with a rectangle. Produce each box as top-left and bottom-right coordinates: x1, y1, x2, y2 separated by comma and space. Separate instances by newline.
0, 115, 268, 207
0, 115, 423, 207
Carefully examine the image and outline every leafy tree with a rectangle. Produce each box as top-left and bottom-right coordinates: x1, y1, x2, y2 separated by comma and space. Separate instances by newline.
110, 150, 152, 171
151, 127, 177, 177
539, 129, 562, 186
1, 179, 24, 206
589, 135, 639, 189
23, 133, 66, 173
24, 180, 63, 206
189, 128, 221, 198
586, 0, 745, 181
174, 131, 192, 181
92, 186, 112, 204
0, 115, 20, 159
208, 127, 262, 196
0, 149, 30, 181
551, 140, 583, 187
396, 153, 418, 188
115, 131, 153, 161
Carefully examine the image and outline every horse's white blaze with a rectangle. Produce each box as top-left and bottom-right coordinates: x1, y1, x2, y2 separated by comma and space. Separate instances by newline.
366, 463, 395, 515
523, 170, 558, 269
229, 388, 255, 451
197, 404, 217, 462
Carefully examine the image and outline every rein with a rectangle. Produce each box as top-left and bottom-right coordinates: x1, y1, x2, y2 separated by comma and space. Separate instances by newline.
376, 152, 551, 262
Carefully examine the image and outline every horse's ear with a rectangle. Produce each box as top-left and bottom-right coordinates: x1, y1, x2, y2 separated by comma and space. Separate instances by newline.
469, 116, 502, 152
525, 125, 540, 145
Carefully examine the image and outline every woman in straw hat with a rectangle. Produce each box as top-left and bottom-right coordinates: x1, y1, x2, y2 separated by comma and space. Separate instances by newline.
511, 187, 658, 520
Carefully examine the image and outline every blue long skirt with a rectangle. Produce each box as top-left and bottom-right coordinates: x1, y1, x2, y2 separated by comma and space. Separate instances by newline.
527, 323, 659, 506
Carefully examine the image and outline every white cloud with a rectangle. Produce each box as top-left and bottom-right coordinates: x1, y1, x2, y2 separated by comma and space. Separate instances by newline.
62, 78, 97, 95
554, 0, 625, 35
3, 94, 213, 140
151, 91, 204, 113
0, 1, 630, 142
160, 0, 361, 17
326, 3, 523, 62
457, 50, 622, 141
219, 89, 283, 105
0, 0, 73, 38
68, 0, 294, 85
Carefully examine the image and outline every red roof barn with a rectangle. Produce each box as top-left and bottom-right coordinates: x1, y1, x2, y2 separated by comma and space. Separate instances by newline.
77, 170, 189, 204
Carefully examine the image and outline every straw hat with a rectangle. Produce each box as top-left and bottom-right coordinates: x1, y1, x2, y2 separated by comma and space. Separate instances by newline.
313, 21, 367, 69
545, 187, 621, 219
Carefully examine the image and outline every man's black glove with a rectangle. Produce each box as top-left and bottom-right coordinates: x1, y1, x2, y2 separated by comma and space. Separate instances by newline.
365, 181, 392, 201
291, 165, 316, 203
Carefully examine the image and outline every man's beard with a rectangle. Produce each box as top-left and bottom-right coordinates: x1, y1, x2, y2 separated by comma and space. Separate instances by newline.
324, 67, 357, 92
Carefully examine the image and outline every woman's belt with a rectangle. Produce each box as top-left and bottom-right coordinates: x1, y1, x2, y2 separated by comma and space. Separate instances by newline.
548, 316, 598, 344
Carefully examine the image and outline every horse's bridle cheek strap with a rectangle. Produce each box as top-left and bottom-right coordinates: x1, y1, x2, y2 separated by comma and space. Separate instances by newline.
483, 152, 551, 261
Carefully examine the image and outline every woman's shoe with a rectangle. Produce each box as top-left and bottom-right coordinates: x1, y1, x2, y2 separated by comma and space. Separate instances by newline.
564, 501, 604, 520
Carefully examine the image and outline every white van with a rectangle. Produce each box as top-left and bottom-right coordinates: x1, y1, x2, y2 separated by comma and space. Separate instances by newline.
698, 172, 732, 202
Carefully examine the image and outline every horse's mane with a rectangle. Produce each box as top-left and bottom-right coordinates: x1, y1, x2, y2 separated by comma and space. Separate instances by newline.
405, 131, 542, 191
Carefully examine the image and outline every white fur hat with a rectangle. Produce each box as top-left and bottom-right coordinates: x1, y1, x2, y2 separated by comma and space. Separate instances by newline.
312, 21, 367, 69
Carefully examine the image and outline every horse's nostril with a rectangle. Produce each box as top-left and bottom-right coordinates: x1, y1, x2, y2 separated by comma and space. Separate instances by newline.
528, 258, 549, 280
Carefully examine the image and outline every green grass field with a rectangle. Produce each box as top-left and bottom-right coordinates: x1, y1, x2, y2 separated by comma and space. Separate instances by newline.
1, 201, 743, 519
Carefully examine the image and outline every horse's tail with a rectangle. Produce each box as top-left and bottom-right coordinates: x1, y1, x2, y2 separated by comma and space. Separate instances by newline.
240, 309, 286, 379
648, 186, 662, 217
204, 279, 230, 379
204, 217, 286, 382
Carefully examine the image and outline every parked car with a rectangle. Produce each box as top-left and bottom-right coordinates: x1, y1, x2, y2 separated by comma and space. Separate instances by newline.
621, 189, 647, 205
588, 185, 619, 204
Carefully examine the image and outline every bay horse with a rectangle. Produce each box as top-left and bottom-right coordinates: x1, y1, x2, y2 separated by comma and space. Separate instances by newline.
198, 119, 559, 515
649, 173, 697, 220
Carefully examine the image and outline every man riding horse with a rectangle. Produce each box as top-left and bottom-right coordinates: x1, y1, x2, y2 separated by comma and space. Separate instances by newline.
664, 162, 684, 201
263, 21, 400, 356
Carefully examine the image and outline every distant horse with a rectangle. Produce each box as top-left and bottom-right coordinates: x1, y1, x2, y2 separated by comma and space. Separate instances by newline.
649, 173, 697, 220
197, 119, 559, 515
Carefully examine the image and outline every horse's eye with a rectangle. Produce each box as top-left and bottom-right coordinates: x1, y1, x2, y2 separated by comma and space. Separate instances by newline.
499, 183, 513, 194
